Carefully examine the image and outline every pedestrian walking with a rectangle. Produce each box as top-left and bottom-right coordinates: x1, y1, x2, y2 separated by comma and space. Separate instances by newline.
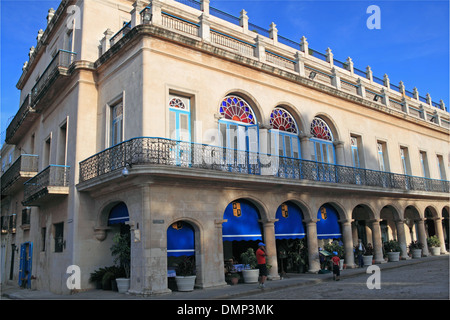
256, 242, 268, 288
331, 251, 340, 281
356, 239, 365, 268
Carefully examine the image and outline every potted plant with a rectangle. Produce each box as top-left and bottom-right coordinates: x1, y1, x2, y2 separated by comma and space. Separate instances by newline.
427, 236, 441, 256
409, 241, 423, 258
175, 256, 196, 291
101, 271, 115, 290
240, 248, 259, 283
363, 243, 374, 266
89, 267, 108, 289
227, 272, 240, 285
288, 239, 309, 273
110, 232, 131, 293
384, 240, 401, 262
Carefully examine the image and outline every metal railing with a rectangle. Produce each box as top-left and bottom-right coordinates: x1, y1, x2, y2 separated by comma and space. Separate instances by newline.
23, 165, 70, 204
5, 94, 32, 143
30, 49, 76, 105
79, 137, 449, 194
1, 154, 39, 193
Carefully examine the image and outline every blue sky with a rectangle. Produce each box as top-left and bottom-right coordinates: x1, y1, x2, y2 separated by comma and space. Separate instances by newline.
1, 0, 449, 143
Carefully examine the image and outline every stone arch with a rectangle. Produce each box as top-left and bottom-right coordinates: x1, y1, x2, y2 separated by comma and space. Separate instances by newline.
271, 102, 307, 134
95, 199, 131, 241
220, 193, 270, 223
276, 198, 312, 222
351, 204, 376, 248
380, 204, 402, 221
311, 112, 341, 142
424, 205, 439, 240
166, 218, 202, 289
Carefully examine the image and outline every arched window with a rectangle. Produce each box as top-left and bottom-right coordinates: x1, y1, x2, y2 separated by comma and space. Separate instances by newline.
310, 117, 335, 164
218, 95, 258, 160
219, 95, 256, 124
169, 97, 187, 110
270, 108, 297, 133
269, 107, 300, 159
310, 117, 333, 141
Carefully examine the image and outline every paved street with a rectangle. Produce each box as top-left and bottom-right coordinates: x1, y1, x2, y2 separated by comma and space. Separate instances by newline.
236, 257, 449, 300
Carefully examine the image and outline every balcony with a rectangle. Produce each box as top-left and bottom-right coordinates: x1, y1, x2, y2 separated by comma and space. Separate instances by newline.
1, 154, 39, 197
78, 137, 450, 195
22, 165, 70, 206
30, 49, 76, 111
5, 95, 39, 145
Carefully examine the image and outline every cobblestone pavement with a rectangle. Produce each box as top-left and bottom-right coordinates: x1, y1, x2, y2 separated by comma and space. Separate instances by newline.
239, 256, 449, 300
1, 255, 448, 301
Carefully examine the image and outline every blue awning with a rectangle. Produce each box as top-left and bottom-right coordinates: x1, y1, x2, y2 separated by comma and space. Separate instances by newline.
108, 202, 129, 225
222, 200, 262, 242
317, 204, 342, 239
275, 203, 306, 240
167, 221, 195, 257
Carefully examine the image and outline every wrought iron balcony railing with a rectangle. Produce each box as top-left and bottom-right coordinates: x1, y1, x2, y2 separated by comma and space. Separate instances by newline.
5, 94, 39, 144
78, 137, 449, 194
23, 165, 70, 206
1, 154, 39, 195
30, 49, 76, 107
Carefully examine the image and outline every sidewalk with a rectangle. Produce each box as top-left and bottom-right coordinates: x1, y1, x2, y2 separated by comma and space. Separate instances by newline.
1, 254, 447, 300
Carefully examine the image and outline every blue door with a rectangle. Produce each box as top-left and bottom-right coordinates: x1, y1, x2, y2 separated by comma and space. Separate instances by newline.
18, 242, 33, 288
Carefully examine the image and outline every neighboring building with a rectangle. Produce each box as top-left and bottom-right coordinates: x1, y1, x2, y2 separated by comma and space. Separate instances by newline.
1, 0, 449, 295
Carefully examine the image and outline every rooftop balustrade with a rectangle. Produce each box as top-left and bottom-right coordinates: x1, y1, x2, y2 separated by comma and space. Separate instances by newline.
106, 0, 448, 130
78, 137, 449, 194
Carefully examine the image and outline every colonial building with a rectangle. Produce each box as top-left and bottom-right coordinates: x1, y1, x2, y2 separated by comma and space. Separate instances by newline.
1, 0, 449, 295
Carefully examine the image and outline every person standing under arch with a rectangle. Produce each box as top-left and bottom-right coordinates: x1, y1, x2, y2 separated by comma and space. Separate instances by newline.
256, 242, 268, 288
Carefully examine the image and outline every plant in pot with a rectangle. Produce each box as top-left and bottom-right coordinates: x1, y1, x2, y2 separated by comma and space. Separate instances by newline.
384, 240, 401, 262
110, 232, 131, 293
240, 248, 259, 283
89, 267, 108, 289
288, 239, 309, 273
409, 241, 423, 259
226, 272, 241, 285
175, 256, 196, 291
363, 243, 374, 266
427, 236, 441, 256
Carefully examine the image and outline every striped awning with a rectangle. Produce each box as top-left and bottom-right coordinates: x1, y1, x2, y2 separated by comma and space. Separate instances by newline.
275, 203, 306, 240
167, 221, 195, 257
316, 204, 342, 239
222, 200, 262, 242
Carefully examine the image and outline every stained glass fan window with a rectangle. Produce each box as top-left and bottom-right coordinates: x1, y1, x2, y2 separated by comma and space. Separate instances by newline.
219, 95, 256, 124
169, 97, 187, 110
270, 108, 297, 133
310, 117, 333, 141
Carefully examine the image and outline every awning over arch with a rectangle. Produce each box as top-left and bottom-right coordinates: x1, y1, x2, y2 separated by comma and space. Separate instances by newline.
222, 200, 262, 242
108, 202, 129, 225
316, 204, 342, 239
275, 203, 306, 239
167, 221, 195, 257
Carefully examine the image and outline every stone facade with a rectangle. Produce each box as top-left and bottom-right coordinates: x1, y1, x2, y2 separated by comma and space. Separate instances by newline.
1, 0, 449, 295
